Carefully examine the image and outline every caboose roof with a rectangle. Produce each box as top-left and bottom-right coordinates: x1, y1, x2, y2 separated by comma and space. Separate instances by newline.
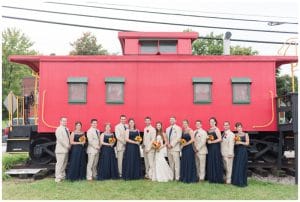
9, 55, 298, 73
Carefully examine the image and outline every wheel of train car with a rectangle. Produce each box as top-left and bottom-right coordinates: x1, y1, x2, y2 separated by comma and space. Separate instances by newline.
30, 137, 56, 164
255, 136, 279, 164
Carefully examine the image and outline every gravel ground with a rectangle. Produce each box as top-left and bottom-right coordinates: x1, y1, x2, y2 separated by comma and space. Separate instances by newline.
251, 173, 296, 185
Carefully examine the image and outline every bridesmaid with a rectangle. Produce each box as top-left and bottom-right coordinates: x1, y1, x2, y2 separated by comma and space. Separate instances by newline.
232, 122, 249, 187
97, 123, 119, 180
179, 120, 198, 183
206, 117, 224, 183
122, 118, 142, 180
66, 121, 87, 181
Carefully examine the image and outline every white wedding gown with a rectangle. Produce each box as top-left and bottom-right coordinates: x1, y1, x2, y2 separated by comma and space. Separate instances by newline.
151, 135, 173, 182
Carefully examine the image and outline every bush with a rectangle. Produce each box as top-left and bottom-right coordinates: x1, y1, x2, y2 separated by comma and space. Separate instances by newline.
2, 153, 29, 180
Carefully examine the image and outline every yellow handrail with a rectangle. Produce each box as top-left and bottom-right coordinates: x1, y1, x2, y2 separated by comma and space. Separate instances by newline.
32, 71, 39, 125
41, 90, 57, 129
253, 90, 274, 128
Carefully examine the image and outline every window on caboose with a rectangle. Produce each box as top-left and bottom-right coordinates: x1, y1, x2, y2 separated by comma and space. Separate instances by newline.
105, 77, 125, 104
67, 77, 88, 104
139, 40, 177, 54
192, 77, 212, 104
231, 78, 252, 104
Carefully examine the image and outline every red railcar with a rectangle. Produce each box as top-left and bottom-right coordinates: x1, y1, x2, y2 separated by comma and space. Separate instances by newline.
7, 32, 298, 167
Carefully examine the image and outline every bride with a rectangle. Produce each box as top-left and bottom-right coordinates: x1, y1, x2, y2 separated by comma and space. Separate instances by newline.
151, 122, 173, 182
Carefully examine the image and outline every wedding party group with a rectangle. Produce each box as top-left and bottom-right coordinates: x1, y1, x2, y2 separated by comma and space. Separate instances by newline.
54, 115, 249, 187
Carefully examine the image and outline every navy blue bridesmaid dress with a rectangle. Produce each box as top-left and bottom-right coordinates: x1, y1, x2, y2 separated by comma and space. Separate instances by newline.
232, 135, 248, 187
206, 129, 224, 183
179, 132, 198, 183
122, 130, 142, 180
97, 133, 119, 180
67, 133, 87, 181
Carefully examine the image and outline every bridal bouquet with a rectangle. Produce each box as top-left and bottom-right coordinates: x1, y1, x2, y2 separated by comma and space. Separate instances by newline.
109, 137, 116, 144
135, 135, 143, 143
152, 141, 161, 149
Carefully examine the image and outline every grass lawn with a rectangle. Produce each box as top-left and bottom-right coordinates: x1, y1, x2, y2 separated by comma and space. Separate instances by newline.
2, 178, 298, 200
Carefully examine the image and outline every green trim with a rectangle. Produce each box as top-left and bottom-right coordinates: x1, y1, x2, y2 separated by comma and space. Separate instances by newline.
192, 77, 212, 83
105, 77, 125, 83
68, 100, 87, 104
232, 83, 251, 104
105, 83, 125, 104
231, 77, 252, 83
194, 100, 212, 104
67, 77, 88, 83
193, 83, 212, 104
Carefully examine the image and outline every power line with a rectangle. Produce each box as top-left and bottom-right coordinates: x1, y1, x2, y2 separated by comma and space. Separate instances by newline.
3, 5, 298, 35
87, 1, 298, 20
3, 15, 298, 45
45, 1, 298, 25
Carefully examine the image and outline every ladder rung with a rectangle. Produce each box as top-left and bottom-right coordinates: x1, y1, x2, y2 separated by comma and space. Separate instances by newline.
7, 138, 30, 141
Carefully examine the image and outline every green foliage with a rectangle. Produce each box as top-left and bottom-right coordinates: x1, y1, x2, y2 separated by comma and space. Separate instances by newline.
230, 45, 258, 55
184, 30, 259, 56
276, 74, 298, 96
2, 153, 29, 180
69, 32, 108, 55
2, 28, 37, 118
2, 178, 297, 200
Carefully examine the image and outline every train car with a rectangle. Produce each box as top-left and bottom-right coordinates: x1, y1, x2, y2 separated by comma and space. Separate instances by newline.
7, 32, 298, 171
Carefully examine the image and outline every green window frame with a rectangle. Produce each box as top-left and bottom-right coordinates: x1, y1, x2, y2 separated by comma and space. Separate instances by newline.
231, 77, 252, 104
67, 77, 88, 104
105, 77, 125, 104
192, 77, 212, 104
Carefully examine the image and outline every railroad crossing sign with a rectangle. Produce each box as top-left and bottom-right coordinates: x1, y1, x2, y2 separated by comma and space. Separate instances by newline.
3, 91, 17, 114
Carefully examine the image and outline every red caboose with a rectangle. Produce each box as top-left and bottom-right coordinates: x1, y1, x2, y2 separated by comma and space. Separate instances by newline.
7, 32, 298, 167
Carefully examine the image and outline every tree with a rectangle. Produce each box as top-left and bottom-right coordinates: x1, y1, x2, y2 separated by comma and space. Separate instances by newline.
70, 32, 108, 55
2, 28, 37, 118
276, 74, 298, 97
190, 31, 259, 55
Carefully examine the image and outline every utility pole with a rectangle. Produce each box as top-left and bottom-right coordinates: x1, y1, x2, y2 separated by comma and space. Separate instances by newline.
223, 31, 232, 55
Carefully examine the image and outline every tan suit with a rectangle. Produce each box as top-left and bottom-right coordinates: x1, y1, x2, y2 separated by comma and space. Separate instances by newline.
143, 125, 156, 179
55, 125, 70, 181
115, 123, 127, 176
194, 128, 208, 180
86, 127, 100, 180
221, 130, 235, 183
166, 124, 182, 180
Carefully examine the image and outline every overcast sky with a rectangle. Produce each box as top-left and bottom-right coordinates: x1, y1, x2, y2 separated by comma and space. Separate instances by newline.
1, 0, 299, 75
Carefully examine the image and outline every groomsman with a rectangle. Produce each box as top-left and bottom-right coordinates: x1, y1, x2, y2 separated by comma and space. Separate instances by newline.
115, 115, 128, 177
143, 116, 156, 179
221, 121, 235, 184
166, 116, 182, 181
55, 117, 71, 182
193, 120, 208, 181
86, 119, 101, 180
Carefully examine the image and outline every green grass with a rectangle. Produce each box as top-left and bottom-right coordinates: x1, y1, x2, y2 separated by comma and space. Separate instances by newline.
2, 178, 298, 200
2, 153, 29, 180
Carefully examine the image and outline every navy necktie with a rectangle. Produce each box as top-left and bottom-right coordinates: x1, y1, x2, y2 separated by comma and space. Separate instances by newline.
124, 125, 126, 130
65, 128, 70, 140
168, 127, 173, 141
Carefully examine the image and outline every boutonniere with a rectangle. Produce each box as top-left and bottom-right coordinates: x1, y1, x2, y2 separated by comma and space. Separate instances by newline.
146, 129, 149, 133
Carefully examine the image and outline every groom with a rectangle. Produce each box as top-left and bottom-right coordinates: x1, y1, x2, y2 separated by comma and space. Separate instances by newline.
166, 116, 182, 181
143, 116, 156, 179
